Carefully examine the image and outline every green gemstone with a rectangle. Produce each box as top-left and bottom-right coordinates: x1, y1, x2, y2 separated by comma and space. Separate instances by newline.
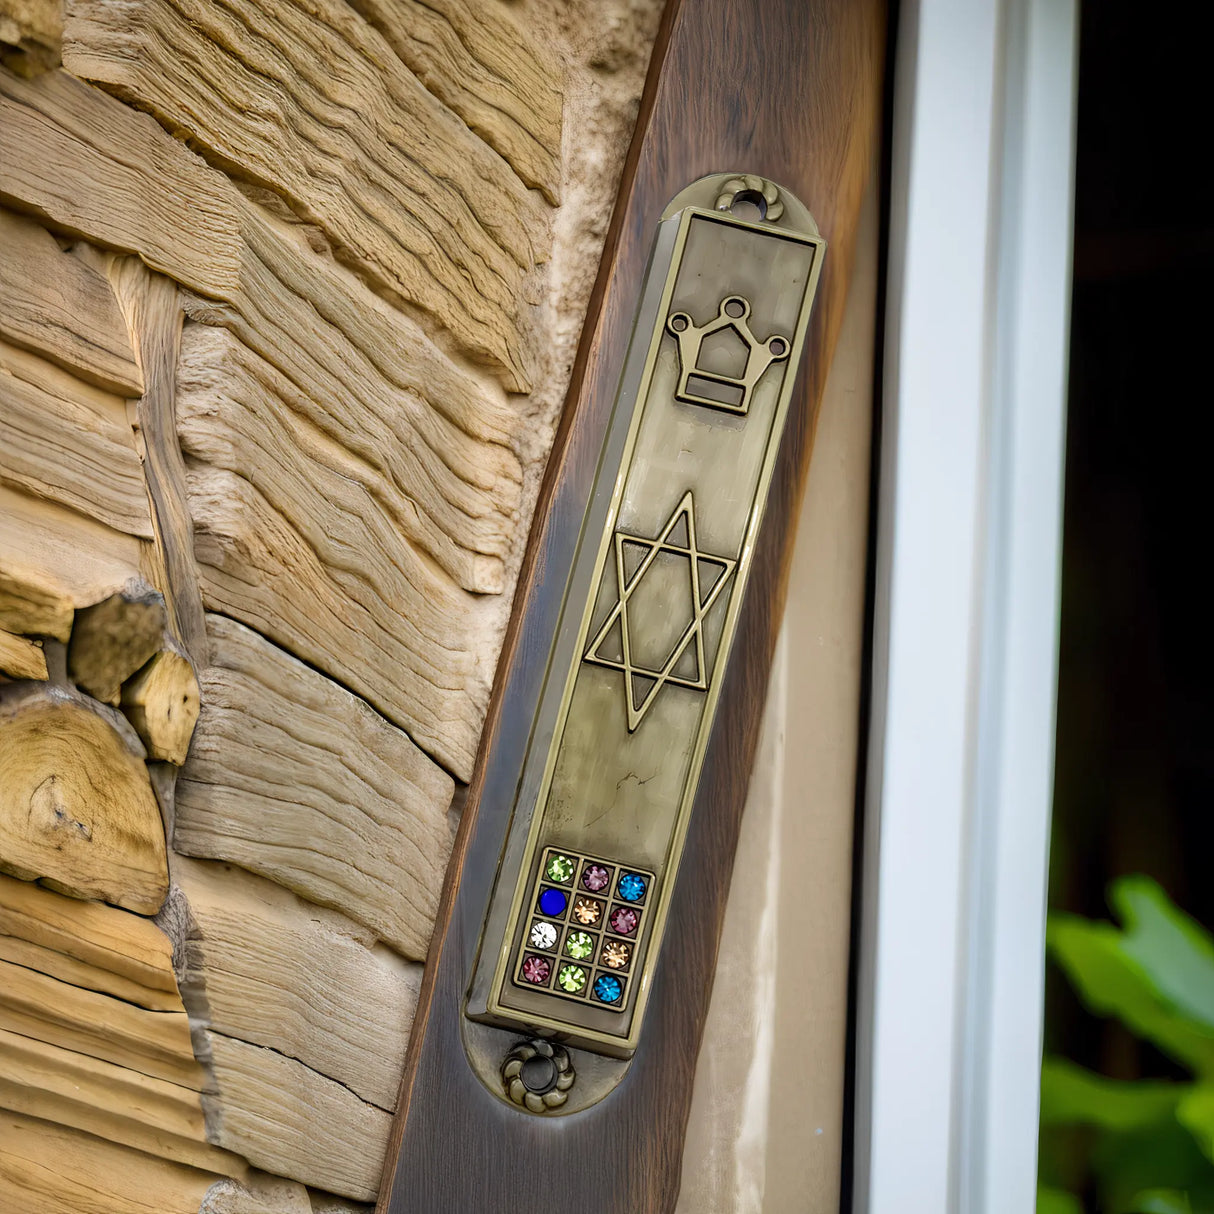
546, 853, 576, 883
557, 964, 587, 993
564, 931, 594, 960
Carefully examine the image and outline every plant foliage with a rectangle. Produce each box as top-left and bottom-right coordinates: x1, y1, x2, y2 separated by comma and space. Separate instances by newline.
1041, 877, 1214, 1212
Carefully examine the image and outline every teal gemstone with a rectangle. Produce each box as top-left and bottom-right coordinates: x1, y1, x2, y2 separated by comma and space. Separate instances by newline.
593, 974, 623, 1004
618, 872, 647, 903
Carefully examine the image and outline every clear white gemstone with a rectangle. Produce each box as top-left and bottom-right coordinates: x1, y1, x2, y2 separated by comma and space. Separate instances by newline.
529, 921, 558, 949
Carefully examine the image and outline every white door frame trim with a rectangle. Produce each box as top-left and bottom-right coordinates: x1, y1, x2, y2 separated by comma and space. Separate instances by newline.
853, 0, 1078, 1210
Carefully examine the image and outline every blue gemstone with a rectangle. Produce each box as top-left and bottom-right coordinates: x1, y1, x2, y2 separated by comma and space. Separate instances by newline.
538, 887, 567, 917
617, 872, 647, 903
593, 974, 623, 1004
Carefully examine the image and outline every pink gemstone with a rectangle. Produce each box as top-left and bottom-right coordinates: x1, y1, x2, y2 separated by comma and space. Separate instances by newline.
583, 864, 611, 892
609, 907, 639, 936
521, 955, 551, 984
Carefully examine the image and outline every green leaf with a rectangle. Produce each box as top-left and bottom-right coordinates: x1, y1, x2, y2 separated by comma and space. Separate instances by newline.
1041, 1056, 1184, 1130
1048, 908, 1214, 1074
1044, 880, 1214, 1208
1179, 1086, 1214, 1164
1091, 1118, 1214, 1213
1038, 1185, 1083, 1214
1127, 1190, 1193, 1214
1113, 878, 1214, 1034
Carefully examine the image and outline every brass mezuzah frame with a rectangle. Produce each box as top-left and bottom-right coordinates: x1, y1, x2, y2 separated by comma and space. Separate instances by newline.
466, 173, 823, 1062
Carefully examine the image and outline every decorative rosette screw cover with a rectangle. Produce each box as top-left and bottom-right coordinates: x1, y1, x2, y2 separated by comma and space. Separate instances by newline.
500, 1039, 576, 1114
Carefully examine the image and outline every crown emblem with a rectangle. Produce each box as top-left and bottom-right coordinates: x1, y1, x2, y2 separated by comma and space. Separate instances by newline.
665, 294, 791, 416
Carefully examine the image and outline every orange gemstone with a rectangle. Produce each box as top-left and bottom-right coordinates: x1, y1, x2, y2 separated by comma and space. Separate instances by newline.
573, 897, 601, 925
601, 939, 631, 969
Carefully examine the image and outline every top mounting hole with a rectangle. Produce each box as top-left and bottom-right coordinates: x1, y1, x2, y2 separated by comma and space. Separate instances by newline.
730, 189, 767, 223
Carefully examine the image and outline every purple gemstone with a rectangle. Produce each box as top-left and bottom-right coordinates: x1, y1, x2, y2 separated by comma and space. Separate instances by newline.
609, 906, 639, 936
521, 955, 551, 985
582, 864, 611, 892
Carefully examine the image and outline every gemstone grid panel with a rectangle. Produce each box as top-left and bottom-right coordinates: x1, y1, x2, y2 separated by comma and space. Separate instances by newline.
511, 846, 655, 1011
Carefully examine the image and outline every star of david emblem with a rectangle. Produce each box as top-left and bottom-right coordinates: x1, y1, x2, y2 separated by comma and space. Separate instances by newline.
583, 491, 737, 732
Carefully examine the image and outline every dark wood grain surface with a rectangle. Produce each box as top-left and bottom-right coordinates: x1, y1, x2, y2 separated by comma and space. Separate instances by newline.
377, 1, 886, 1209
